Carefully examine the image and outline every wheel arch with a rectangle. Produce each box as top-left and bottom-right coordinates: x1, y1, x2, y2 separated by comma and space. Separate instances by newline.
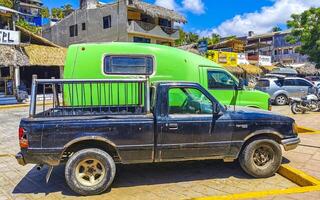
240, 130, 283, 153
61, 136, 121, 162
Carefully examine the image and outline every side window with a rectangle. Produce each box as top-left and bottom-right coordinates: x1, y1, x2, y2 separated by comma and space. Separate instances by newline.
283, 79, 296, 86
208, 71, 236, 89
104, 55, 154, 75
296, 79, 312, 87
168, 87, 212, 115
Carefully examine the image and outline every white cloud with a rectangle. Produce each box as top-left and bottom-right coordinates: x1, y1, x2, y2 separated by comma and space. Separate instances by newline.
155, 0, 178, 11
182, 0, 205, 14
155, 0, 205, 15
197, 0, 320, 37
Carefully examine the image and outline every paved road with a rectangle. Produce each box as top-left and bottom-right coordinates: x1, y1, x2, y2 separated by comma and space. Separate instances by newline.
0, 106, 319, 200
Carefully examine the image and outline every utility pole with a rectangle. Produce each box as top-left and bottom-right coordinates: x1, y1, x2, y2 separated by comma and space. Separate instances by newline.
117, 0, 120, 41
13, 0, 20, 98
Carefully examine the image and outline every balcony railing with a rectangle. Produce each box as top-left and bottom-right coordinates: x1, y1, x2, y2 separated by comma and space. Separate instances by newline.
128, 20, 179, 39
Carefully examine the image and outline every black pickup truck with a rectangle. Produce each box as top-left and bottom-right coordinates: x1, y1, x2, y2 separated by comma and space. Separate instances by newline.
16, 78, 300, 195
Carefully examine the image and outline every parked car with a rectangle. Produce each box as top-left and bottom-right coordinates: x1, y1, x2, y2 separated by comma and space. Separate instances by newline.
63, 42, 270, 110
16, 78, 300, 195
305, 76, 320, 86
255, 77, 314, 105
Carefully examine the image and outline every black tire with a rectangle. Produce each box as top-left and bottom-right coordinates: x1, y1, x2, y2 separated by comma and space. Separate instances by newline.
65, 148, 116, 196
291, 102, 301, 114
275, 94, 288, 105
239, 139, 282, 178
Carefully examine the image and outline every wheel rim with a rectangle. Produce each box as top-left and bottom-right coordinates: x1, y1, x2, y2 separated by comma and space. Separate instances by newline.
253, 145, 274, 167
276, 96, 286, 105
75, 158, 106, 187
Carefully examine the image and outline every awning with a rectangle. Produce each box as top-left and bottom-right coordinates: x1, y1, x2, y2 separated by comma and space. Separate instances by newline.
238, 64, 262, 75
0, 5, 23, 15
0, 45, 29, 67
23, 45, 67, 67
261, 65, 276, 72
224, 66, 244, 74
131, 0, 187, 23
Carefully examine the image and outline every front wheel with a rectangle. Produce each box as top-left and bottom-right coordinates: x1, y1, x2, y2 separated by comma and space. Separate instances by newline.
239, 139, 282, 178
291, 102, 303, 114
65, 148, 116, 196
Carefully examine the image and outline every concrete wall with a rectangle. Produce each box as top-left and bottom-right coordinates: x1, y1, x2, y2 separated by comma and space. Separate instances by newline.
43, 2, 128, 47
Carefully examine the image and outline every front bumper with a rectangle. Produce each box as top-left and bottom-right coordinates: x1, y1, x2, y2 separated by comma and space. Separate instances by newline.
281, 137, 300, 151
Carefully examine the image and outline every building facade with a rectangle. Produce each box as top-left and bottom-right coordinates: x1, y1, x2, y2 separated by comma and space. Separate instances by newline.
42, 0, 186, 47
272, 31, 308, 65
18, 0, 44, 26
241, 30, 308, 66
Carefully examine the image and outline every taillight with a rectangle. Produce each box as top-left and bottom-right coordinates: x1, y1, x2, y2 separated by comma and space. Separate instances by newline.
18, 127, 29, 148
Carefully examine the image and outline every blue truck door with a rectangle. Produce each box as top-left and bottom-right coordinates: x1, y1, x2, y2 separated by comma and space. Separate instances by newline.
156, 85, 232, 161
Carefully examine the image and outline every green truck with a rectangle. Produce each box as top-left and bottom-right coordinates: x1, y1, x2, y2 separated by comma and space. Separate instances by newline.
64, 42, 270, 110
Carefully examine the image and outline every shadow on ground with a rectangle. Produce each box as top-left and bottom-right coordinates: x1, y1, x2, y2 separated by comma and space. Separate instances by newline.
13, 158, 291, 197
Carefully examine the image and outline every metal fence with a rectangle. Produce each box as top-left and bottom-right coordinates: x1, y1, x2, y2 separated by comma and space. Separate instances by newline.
29, 75, 149, 118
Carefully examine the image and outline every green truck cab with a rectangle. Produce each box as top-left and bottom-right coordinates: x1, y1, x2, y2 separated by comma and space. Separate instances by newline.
64, 42, 270, 110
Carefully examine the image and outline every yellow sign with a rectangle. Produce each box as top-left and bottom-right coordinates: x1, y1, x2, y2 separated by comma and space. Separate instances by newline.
206, 50, 238, 67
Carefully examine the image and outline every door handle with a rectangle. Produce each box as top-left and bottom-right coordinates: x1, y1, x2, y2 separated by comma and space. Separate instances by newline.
167, 123, 178, 130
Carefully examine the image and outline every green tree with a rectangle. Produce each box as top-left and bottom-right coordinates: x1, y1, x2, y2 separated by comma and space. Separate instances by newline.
40, 7, 50, 18
62, 4, 74, 17
286, 7, 320, 67
186, 32, 199, 44
16, 18, 42, 34
208, 33, 221, 45
0, 0, 13, 8
51, 7, 64, 19
175, 28, 187, 46
271, 26, 282, 32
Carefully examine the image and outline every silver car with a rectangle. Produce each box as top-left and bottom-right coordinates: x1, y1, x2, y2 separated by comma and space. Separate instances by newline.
255, 77, 314, 105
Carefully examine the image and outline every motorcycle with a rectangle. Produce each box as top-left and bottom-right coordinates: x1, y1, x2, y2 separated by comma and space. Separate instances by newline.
290, 87, 320, 114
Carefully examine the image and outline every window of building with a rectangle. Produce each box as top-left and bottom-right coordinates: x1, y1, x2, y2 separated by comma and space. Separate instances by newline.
140, 13, 154, 23
207, 70, 236, 89
283, 49, 289, 54
133, 37, 151, 43
159, 18, 171, 27
104, 55, 154, 75
69, 24, 78, 37
103, 15, 112, 29
82, 23, 86, 31
168, 87, 212, 115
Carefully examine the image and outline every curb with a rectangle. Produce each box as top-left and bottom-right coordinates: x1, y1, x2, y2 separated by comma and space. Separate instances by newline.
297, 126, 320, 134
0, 102, 53, 110
0, 103, 30, 110
190, 165, 320, 200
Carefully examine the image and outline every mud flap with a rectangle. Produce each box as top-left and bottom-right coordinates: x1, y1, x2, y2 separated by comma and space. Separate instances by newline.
46, 166, 54, 183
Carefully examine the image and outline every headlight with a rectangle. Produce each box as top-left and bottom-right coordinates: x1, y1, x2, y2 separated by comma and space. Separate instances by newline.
292, 122, 299, 135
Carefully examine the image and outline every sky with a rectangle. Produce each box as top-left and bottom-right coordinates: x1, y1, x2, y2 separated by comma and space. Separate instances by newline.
43, 0, 320, 37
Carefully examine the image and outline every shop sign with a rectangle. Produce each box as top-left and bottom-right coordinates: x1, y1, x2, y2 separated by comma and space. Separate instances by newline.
218, 54, 227, 63
259, 55, 272, 66
238, 53, 250, 65
0, 29, 20, 45
198, 40, 208, 54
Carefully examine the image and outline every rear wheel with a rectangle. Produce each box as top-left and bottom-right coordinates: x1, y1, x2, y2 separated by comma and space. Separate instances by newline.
65, 148, 116, 196
275, 95, 288, 105
239, 139, 282, 178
